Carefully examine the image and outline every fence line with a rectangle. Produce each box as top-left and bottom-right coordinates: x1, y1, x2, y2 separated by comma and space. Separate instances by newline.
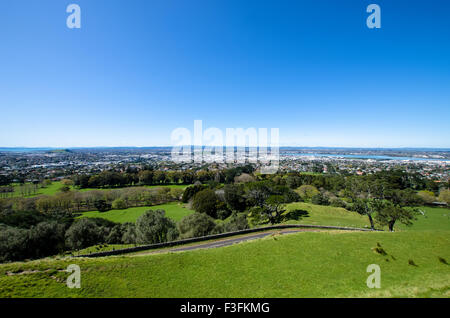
76, 224, 381, 258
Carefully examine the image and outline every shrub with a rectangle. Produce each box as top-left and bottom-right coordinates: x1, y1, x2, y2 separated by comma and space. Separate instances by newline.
223, 213, 249, 232
224, 184, 247, 211
94, 199, 112, 212
106, 224, 126, 244
311, 192, 330, 206
111, 198, 127, 209
177, 213, 217, 239
234, 173, 255, 183
121, 222, 137, 244
181, 184, 206, 203
135, 210, 179, 244
330, 197, 347, 208
0, 225, 29, 262
417, 190, 436, 204
28, 221, 66, 258
295, 185, 319, 201
192, 189, 219, 218
438, 189, 450, 204
65, 218, 107, 250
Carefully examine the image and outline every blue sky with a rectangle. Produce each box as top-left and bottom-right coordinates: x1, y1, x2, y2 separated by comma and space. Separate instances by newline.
0, 0, 449, 148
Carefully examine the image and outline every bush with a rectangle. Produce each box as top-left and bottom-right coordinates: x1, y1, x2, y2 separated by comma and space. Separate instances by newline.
224, 213, 249, 232
417, 190, 436, 204
311, 192, 330, 206
65, 218, 107, 250
438, 189, 450, 204
106, 224, 126, 244
192, 189, 219, 218
0, 225, 29, 262
0, 210, 47, 229
181, 184, 206, 203
28, 221, 66, 258
135, 210, 179, 244
94, 199, 112, 212
177, 213, 217, 239
121, 222, 137, 244
295, 185, 319, 201
330, 197, 347, 208
224, 184, 247, 211
111, 198, 127, 209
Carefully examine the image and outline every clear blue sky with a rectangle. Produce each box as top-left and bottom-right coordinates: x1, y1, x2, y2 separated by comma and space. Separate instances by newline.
1, 0, 449, 148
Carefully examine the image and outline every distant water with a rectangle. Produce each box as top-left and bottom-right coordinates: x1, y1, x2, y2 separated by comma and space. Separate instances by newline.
284, 153, 449, 161
0, 148, 56, 152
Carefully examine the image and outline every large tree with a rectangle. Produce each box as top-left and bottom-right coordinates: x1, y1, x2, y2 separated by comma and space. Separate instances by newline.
177, 212, 217, 239
192, 189, 219, 218
135, 209, 179, 244
375, 201, 418, 232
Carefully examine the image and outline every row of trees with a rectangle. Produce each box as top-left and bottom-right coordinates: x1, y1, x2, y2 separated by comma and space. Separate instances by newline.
0, 186, 183, 215
0, 206, 250, 262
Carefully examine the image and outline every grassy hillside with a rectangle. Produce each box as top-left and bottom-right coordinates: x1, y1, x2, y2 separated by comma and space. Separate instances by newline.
1, 201, 448, 298
283, 202, 371, 228
7, 183, 187, 198
8, 181, 67, 198
397, 206, 450, 232
0, 230, 448, 298
78, 202, 194, 223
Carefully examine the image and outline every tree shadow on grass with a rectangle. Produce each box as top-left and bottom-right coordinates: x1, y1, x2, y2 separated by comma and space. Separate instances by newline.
284, 209, 310, 221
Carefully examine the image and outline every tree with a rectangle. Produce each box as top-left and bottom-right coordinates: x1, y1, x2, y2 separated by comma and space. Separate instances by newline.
106, 224, 126, 244
234, 173, 255, 183
223, 213, 249, 232
224, 184, 246, 211
351, 198, 377, 230
245, 182, 271, 208
250, 195, 286, 225
192, 189, 219, 218
94, 199, 112, 212
135, 210, 179, 244
417, 190, 436, 204
65, 218, 106, 250
177, 213, 217, 239
138, 170, 154, 185
59, 185, 71, 193
121, 222, 137, 244
311, 192, 330, 206
28, 221, 66, 258
375, 201, 418, 232
111, 198, 127, 209
0, 225, 29, 262
295, 185, 319, 201
181, 184, 206, 203
438, 189, 450, 204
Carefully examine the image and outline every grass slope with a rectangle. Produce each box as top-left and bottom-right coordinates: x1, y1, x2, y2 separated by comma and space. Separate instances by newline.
78, 202, 194, 223
8, 183, 187, 198
9, 182, 67, 198
284, 202, 371, 228
0, 230, 448, 298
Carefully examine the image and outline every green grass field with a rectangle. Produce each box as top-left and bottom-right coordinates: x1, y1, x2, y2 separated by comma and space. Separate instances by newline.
77, 184, 187, 192
6, 183, 187, 198
0, 230, 448, 297
7, 181, 68, 198
283, 202, 371, 228
1, 202, 448, 298
78, 202, 194, 223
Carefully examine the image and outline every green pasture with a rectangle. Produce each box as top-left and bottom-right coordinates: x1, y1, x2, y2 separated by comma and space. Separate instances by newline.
78, 202, 194, 223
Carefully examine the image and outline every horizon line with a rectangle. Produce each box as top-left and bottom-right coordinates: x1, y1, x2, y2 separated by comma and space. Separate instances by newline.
1, 146, 450, 150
